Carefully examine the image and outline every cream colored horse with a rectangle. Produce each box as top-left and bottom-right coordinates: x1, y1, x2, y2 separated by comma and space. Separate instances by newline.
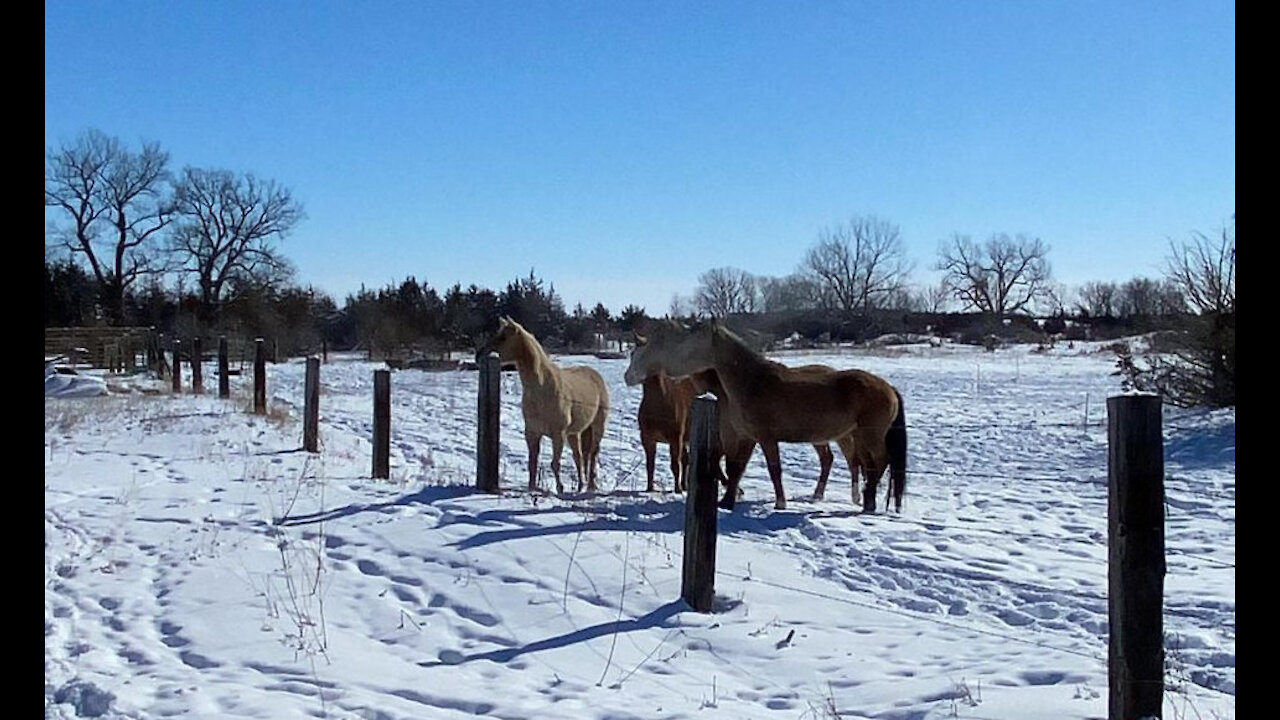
625, 320, 906, 512
480, 317, 610, 494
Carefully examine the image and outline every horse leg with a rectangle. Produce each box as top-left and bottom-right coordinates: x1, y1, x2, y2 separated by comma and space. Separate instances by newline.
643, 436, 657, 492
834, 434, 861, 507
525, 432, 542, 492
550, 433, 566, 495
760, 441, 787, 511
577, 426, 598, 493
855, 435, 890, 514
718, 440, 752, 510
669, 441, 683, 494
811, 443, 834, 501
567, 432, 587, 494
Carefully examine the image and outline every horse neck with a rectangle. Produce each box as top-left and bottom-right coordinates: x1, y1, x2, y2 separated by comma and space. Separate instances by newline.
510, 330, 557, 388
708, 328, 772, 393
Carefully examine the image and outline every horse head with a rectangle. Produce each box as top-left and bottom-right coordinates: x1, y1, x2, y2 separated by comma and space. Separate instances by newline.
476, 316, 527, 365
624, 318, 713, 386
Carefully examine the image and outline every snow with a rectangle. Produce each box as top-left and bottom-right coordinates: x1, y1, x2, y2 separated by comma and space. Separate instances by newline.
45, 339, 1235, 719
46, 358, 109, 398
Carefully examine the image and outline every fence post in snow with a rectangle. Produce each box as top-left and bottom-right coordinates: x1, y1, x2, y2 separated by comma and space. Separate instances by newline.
254, 338, 267, 414
304, 357, 320, 453
682, 393, 720, 613
218, 336, 230, 399
372, 369, 390, 479
171, 339, 182, 394
191, 337, 203, 395
1106, 393, 1165, 720
476, 352, 501, 493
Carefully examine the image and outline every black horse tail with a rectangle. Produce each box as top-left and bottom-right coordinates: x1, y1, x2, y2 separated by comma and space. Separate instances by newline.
887, 388, 907, 511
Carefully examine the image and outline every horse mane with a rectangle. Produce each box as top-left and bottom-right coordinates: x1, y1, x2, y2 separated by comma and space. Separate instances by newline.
499, 317, 555, 383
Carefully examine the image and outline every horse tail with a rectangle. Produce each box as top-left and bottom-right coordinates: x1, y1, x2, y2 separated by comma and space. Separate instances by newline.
887, 387, 907, 510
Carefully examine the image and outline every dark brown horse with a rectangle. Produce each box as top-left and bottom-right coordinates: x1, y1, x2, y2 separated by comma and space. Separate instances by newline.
625, 320, 906, 513
478, 317, 610, 495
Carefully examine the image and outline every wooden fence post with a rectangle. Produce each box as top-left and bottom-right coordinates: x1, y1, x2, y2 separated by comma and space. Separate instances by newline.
476, 352, 501, 493
191, 337, 204, 394
322, 339, 328, 364
253, 338, 267, 414
372, 369, 390, 479
1107, 393, 1165, 720
218, 336, 230, 399
304, 356, 320, 453
157, 333, 167, 377
145, 328, 156, 373
682, 393, 720, 612
171, 339, 182, 393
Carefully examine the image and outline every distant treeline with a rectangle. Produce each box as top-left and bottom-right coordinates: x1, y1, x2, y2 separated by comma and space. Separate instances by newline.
45, 260, 1194, 360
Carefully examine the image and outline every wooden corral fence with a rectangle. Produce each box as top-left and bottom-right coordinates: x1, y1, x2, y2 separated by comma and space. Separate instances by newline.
45, 326, 155, 372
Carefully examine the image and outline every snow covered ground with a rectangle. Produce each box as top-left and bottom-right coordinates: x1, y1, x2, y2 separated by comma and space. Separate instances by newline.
45, 339, 1235, 719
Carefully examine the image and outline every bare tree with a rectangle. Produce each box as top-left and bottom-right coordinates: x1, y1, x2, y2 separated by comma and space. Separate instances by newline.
801, 215, 912, 315
758, 273, 822, 313
908, 282, 952, 313
1077, 280, 1119, 318
168, 167, 305, 324
935, 232, 1052, 319
694, 267, 758, 317
1166, 221, 1234, 316
1117, 277, 1184, 317
1116, 218, 1234, 407
45, 129, 174, 324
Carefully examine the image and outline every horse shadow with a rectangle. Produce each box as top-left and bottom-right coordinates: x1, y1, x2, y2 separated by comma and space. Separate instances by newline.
273, 484, 475, 527
417, 599, 689, 669
275, 484, 813, 549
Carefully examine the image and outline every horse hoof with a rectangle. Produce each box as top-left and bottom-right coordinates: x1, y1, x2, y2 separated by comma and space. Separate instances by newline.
717, 498, 734, 510
774, 501, 787, 511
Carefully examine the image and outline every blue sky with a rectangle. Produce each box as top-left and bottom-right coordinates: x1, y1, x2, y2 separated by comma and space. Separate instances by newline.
45, 1, 1234, 316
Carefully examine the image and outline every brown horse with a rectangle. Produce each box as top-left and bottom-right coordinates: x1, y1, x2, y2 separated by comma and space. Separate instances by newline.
625, 320, 906, 513
638, 372, 698, 492
478, 317, 610, 495
686, 366, 844, 510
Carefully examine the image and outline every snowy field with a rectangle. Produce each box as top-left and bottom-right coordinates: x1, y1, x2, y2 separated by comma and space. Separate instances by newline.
45, 339, 1235, 719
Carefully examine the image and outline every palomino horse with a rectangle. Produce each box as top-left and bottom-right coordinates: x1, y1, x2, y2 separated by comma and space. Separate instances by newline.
624, 320, 906, 513
478, 317, 610, 495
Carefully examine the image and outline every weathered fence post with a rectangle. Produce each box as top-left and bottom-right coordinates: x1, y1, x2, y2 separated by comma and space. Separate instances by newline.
682, 393, 720, 612
157, 333, 167, 377
145, 327, 156, 373
218, 336, 230, 399
476, 352, 501, 493
253, 338, 267, 414
1107, 393, 1165, 720
171, 339, 182, 393
304, 356, 320, 453
372, 369, 391, 479
191, 337, 204, 395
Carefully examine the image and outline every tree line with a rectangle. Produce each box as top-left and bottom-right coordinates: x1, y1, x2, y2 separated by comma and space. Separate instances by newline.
45, 129, 1233, 407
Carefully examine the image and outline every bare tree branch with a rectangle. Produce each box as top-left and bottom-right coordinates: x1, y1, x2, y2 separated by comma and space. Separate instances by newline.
935, 232, 1052, 318
169, 167, 305, 323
